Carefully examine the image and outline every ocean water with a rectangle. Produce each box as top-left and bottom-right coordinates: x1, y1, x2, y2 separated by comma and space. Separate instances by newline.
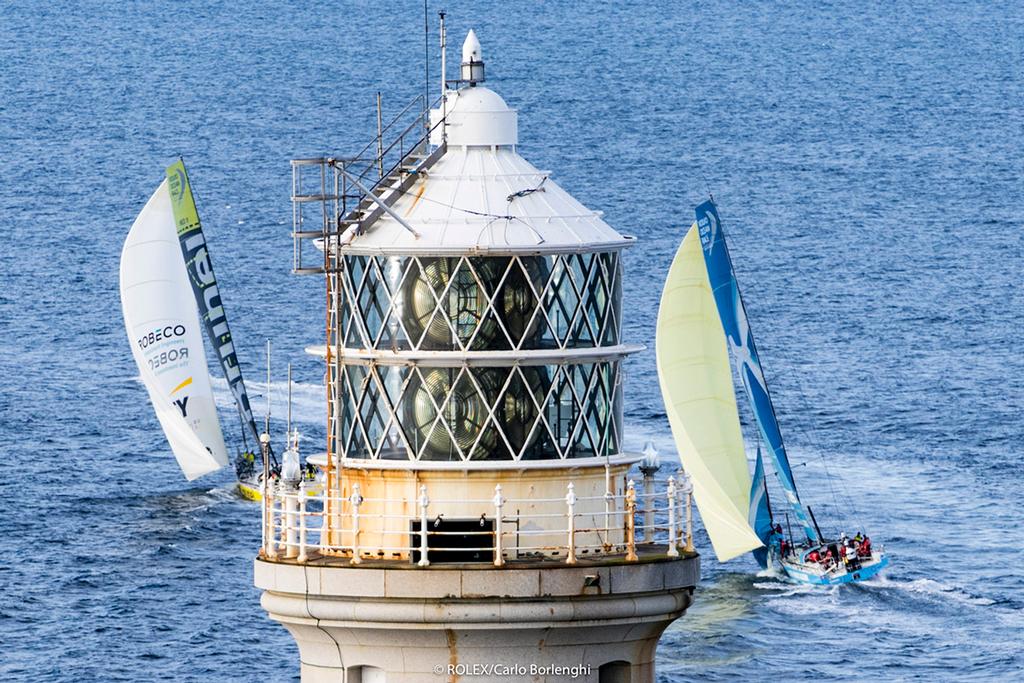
2, 1, 1022, 681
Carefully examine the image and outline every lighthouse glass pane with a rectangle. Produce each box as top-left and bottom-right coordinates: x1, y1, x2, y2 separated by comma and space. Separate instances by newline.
338, 252, 622, 352
336, 360, 622, 461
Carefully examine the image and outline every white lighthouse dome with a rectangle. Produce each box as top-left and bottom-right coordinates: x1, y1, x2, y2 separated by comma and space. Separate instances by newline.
433, 86, 518, 148
348, 31, 633, 257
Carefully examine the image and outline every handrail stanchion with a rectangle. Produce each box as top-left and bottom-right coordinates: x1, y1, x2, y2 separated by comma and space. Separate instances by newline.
603, 466, 612, 550
667, 476, 680, 557
566, 482, 577, 565
278, 482, 289, 556
350, 483, 363, 565
319, 474, 329, 549
417, 484, 430, 567
681, 471, 695, 553
270, 481, 282, 561
639, 443, 660, 542
492, 484, 505, 567
260, 474, 268, 558
640, 471, 658, 543
626, 479, 638, 562
297, 478, 308, 563
285, 486, 299, 559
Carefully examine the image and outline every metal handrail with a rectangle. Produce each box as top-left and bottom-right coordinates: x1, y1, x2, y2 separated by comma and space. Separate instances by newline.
342, 92, 443, 189
289, 92, 445, 273
347, 93, 427, 165
260, 471, 695, 567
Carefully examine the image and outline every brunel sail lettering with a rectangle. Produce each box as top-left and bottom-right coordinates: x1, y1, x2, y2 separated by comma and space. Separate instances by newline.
166, 160, 262, 449
181, 230, 255, 427
174, 396, 189, 417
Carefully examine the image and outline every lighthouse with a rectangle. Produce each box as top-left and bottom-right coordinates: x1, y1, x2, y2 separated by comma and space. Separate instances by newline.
257, 29, 699, 683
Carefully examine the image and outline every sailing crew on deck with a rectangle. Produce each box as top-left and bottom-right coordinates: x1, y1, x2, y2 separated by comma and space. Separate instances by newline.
844, 541, 860, 570
858, 536, 872, 558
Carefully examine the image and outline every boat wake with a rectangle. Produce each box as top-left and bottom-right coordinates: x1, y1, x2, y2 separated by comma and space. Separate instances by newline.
138, 484, 242, 512
211, 376, 324, 427
874, 576, 1001, 608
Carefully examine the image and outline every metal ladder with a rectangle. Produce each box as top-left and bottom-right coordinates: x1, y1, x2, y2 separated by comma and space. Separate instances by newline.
290, 92, 447, 534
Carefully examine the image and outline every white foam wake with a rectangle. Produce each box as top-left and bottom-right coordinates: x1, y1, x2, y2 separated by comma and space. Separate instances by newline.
211, 376, 325, 426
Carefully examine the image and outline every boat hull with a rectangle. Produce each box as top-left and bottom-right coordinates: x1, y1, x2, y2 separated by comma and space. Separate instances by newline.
781, 553, 889, 586
236, 477, 323, 502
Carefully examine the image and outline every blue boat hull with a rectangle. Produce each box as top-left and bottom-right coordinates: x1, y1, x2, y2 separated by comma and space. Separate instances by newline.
781, 554, 889, 586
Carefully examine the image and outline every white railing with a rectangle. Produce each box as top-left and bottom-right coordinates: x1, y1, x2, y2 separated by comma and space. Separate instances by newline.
259, 472, 695, 567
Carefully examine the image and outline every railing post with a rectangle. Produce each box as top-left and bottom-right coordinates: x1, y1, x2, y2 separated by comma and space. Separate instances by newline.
566, 482, 577, 565
260, 474, 269, 559
417, 484, 430, 567
492, 484, 505, 567
285, 485, 299, 559
639, 442, 660, 542
602, 464, 612, 550
376, 92, 384, 179
642, 471, 656, 542
680, 471, 695, 553
277, 482, 289, 556
319, 473, 329, 549
266, 481, 278, 561
297, 478, 308, 563
667, 476, 680, 557
350, 483, 363, 565
626, 479, 638, 561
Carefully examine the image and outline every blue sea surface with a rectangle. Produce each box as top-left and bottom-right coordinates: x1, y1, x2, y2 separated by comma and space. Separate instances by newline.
2, 1, 1022, 681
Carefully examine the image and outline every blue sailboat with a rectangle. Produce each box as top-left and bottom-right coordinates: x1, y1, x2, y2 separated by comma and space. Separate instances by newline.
655, 200, 888, 586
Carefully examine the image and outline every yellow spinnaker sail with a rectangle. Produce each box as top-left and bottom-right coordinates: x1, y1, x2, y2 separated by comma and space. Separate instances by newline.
656, 224, 763, 561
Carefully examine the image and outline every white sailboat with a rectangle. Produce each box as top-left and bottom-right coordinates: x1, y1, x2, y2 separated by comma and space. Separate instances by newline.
121, 160, 307, 498
656, 199, 888, 586
120, 175, 230, 480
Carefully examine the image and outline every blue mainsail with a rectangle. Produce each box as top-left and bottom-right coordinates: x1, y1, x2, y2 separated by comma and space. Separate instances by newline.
695, 200, 819, 544
748, 447, 774, 568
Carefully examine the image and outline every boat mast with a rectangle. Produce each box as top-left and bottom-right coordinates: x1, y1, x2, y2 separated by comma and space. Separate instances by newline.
716, 214, 805, 502
806, 505, 826, 543
695, 200, 818, 544
287, 362, 293, 446
265, 339, 272, 437
761, 455, 773, 524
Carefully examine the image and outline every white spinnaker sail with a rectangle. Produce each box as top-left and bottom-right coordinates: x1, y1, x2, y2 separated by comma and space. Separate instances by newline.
120, 179, 228, 480
656, 223, 763, 561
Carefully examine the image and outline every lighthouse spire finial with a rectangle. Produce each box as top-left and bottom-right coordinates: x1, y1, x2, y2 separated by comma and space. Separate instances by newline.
461, 29, 485, 85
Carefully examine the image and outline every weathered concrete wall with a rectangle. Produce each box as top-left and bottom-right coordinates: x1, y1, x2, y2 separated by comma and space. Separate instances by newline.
256, 554, 698, 683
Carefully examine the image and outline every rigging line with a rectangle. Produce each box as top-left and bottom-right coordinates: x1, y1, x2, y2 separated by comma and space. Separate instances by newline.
792, 371, 864, 530
715, 205, 809, 504
718, 205, 859, 534
769, 359, 852, 531
701, 171, 714, 202
235, 406, 250, 451
753, 327, 860, 533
